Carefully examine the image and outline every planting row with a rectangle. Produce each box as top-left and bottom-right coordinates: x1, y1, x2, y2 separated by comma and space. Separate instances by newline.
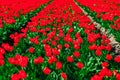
0, 0, 50, 24
0, 0, 52, 45
75, 0, 120, 42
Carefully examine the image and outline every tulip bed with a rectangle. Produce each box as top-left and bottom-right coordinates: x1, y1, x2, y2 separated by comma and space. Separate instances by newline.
76, 0, 120, 42
0, 0, 120, 80
0, 0, 52, 44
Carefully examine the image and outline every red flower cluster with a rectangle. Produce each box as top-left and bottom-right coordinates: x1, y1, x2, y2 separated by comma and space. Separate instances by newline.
114, 55, 120, 63
28, 47, 35, 53
1, 43, 13, 52
10, 31, 27, 46
43, 67, 51, 75
8, 54, 28, 67
89, 34, 112, 56
76, 62, 84, 69
48, 56, 57, 64
91, 67, 112, 80
112, 18, 120, 31
44, 44, 52, 57
61, 72, 67, 80
11, 70, 27, 80
73, 51, 80, 58
67, 56, 74, 63
87, 33, 100, 43
34, 56, 44, 65
101, 62, 108, 68
30, 36, 39, 45
56, 61, 62, 69
116, 73, 120, 80
106, 54, 112, 60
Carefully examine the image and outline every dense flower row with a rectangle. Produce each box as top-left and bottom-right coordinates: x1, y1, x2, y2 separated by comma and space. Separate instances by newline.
0, 0, 52, 49
76, 0, 120, 31
0, 0, 120, 80
0, 0, 49, 25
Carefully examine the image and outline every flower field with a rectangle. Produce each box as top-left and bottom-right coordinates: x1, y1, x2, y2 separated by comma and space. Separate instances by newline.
0, 0, 120, 80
